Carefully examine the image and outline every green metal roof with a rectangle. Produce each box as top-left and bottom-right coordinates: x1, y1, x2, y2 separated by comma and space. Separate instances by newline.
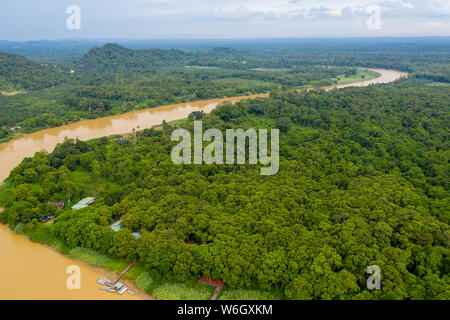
110, 220, 124, 232
132, 232, 141, 239
110, 220, 141, 239
71, 197, 96, 210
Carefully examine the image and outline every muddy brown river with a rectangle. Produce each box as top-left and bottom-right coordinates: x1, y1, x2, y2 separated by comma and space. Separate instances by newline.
0, 68, 406, 299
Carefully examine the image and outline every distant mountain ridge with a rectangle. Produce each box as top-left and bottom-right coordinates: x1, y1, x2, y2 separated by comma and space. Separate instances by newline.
77, 43, 188, 73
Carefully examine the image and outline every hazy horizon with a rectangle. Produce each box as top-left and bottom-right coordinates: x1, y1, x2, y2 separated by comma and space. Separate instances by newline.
1, 0, 449, 41
2, 35, 450, 43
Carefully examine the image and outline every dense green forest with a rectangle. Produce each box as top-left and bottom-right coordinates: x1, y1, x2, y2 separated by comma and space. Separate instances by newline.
1, 77, 448, 299
1, 38, 448, 137
0, 39, 448, 299
0, 44, 365, 134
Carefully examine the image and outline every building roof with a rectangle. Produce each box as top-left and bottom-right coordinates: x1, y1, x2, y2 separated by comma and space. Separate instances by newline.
48, 202, 65, 209
71, 197, 95, 210
110, 220, 141, 239
132, 232, 141, 239
110, 220, 124, 232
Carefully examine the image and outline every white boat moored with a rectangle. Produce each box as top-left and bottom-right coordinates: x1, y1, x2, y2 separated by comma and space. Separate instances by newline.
118, 286, 128, 295
115, 282, 124, 289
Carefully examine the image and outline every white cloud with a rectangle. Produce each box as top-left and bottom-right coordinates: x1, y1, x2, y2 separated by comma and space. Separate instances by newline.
1, 0, 449, 40
128, 0, 450, 21
424, 21, 448, 28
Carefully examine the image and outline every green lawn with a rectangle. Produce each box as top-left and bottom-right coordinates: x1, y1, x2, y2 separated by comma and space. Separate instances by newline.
219, 289, 282, 300
185, 65, 219, 70
331, 69, 380, 85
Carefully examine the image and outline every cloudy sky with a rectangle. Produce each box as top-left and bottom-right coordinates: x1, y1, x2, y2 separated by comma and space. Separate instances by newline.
1, 0, 449, 40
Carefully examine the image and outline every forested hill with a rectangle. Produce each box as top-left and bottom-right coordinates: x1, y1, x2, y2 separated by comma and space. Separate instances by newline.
1, 82, 448, 299
0, 52, 70, 91
77, 43, 188, 73
1, 40, 448, 139
76, 44, 249, 72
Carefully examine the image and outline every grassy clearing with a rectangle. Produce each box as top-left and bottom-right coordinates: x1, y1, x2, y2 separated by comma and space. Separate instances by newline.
251, 68, 290, 73
67, 247, 137, 275
151, 282, 215, 300
219, 289, 282, 300
185, 66, 219, 70
331, 69, 380, 85
70, 169, 101, 193
70, 170, 91, 185
68, 247, 113, 267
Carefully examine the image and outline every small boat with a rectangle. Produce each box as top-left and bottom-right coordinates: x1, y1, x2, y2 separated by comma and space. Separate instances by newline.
104, 278, 112, 284
115, 282, 124, 290
99, 287, 109, 290
128, 291, 134, 296
118, 286, 128, 295
106, 288, 116, 293
96, 278, 107, 285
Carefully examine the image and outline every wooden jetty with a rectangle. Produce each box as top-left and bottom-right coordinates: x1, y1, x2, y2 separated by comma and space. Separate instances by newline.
112, 262, 135, 285
198, 276, 224, 300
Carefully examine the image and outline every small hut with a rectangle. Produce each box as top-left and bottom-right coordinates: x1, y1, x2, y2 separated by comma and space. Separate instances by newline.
48, 202, 65, 210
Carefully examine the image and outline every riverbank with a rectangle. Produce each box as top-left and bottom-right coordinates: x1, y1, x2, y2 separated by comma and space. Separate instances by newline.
0, 68, 408, 300
0, 132, 24, 144
0, 67, 384, 148
0, 217, 144, 299
329, 68, 380, 86
1, 205, 280, 300
0, 219, 153, 299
